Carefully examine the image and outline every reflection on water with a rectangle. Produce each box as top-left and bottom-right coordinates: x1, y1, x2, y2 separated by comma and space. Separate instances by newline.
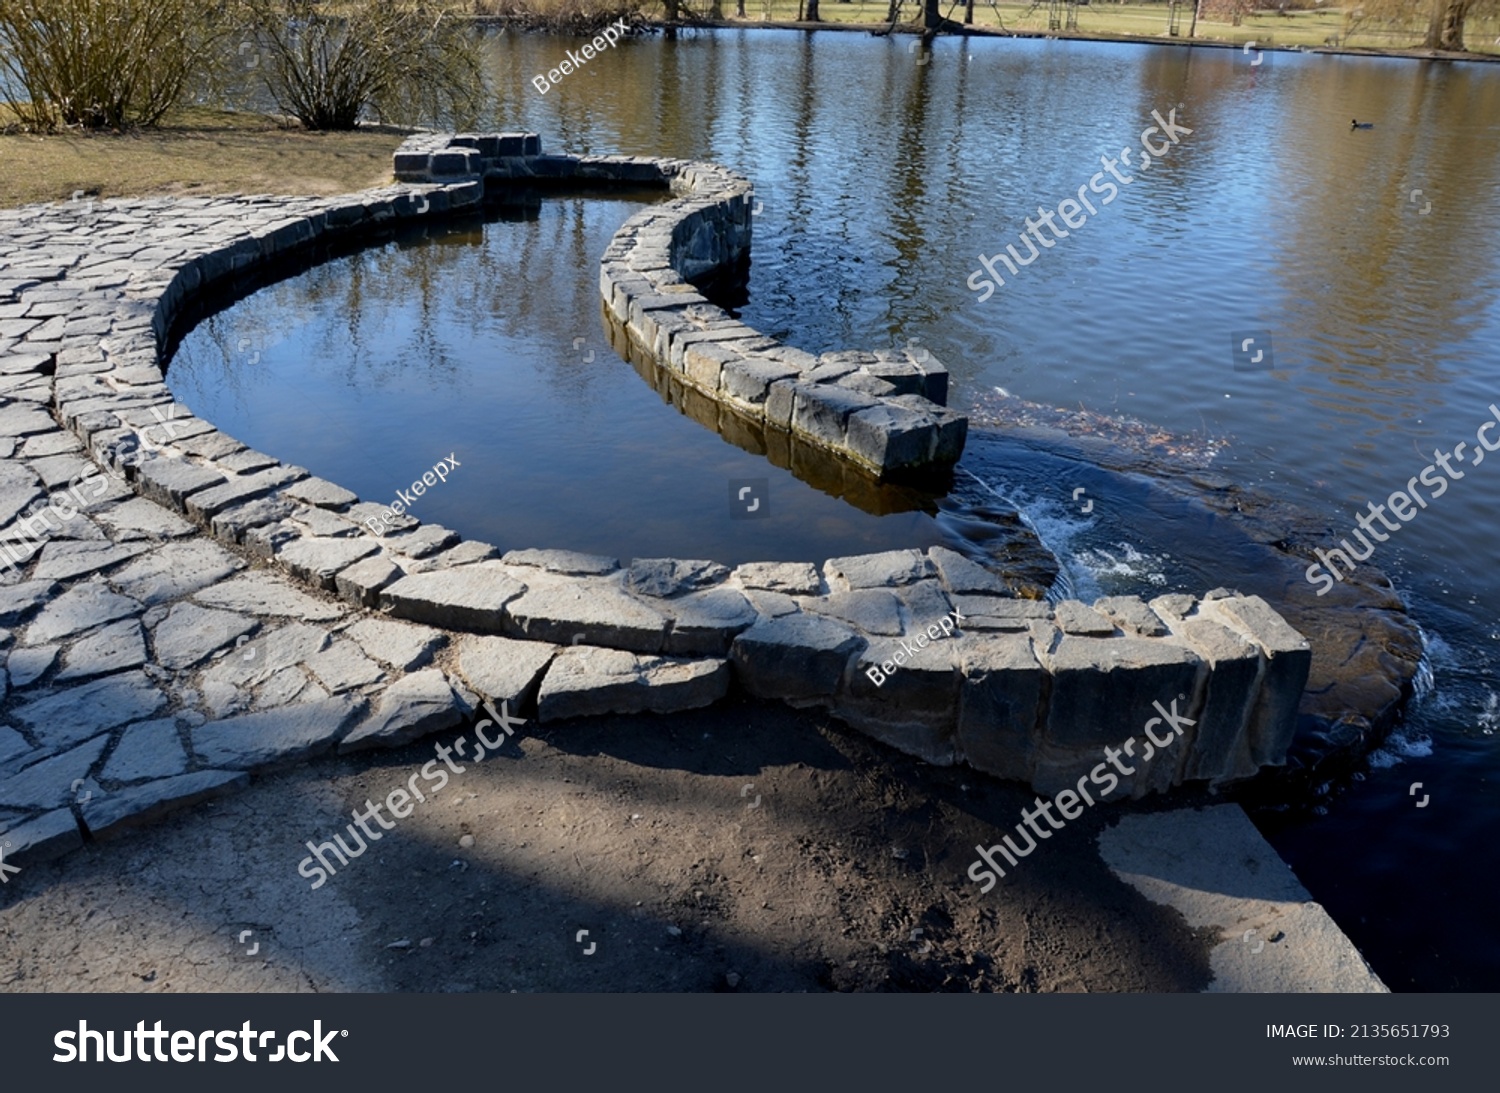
172, 29, 1500, 988
458, 29, 1500, 990
167, 193, 990, 566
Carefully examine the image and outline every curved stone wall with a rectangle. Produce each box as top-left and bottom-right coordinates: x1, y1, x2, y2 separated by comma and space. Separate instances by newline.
0, 133, 1315, 868
394, 131, 966, 479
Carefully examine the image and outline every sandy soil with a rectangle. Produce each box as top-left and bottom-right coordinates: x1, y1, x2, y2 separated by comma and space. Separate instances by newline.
0, 696, 1215, 993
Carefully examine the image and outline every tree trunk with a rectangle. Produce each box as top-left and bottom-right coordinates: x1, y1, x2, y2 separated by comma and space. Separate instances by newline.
923, 0, 941, 29
1425, 0, 1471, 50
807, 0, 821, 19
964, 0, 974, 23
736, 0, 745, 15
886, 0, 902, 23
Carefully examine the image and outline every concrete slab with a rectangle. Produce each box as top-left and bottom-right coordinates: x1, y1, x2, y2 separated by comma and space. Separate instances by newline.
1097, 804, 1386, 993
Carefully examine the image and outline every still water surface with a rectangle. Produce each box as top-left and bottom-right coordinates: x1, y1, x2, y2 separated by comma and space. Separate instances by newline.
171, 30, 1500, 990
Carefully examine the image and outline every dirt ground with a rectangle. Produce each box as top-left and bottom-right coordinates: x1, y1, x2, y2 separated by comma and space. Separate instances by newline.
0, 696, 1216, 993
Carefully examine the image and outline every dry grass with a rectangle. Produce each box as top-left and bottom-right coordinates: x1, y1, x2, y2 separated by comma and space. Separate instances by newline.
0, 107, 404, 209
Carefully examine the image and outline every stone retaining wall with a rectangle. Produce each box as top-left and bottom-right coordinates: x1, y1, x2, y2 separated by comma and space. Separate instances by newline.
0, 136, 1316, 868
394, 131, 966, 479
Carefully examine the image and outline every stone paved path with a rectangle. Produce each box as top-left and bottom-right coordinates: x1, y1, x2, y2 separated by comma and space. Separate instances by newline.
0, 180, 1394, 994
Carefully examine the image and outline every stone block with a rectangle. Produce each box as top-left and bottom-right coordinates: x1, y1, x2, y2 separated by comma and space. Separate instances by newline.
626, 558, 729, 598
504, 574, 668, 654
457, 635, 558, 711
733, 561, 821, 595
1197, 595, 1312, 767
1095, 595, 1169, 637
927, 546, 1010, 595
792, 385, 879, 449
379, 564, 527, 631
838, 635, 961, 765
500, 549, 619, 576
536, 647, 729, 722
729, 614, 864, 704
1037, 636, 1204, 750
1169, 618, 1262, 784
803, 589, 903, 636
339, 671, 464, 752
1054, 600, 1117, 636
191, 696, 364, 769
825, 549, 933, 591
347, 617, 445, 672
659, 587, 759, 656
955, 634, 1044, 781
844, 403, 938, 473
276, 535, 380, 590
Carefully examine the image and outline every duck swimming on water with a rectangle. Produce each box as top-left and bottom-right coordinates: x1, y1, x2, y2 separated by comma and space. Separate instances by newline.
1352, 119, 1374, 129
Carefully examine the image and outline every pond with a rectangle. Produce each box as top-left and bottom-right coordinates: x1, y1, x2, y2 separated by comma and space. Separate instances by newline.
171, 28, 1500, 990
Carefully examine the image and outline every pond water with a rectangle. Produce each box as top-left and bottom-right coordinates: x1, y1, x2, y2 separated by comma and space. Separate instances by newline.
171, 29, 1500, 990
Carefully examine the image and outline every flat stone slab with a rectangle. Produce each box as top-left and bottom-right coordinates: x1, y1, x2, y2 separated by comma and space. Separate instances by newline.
346, 617, 445, 671
201, 620, 328, 689
100, 717, 189, 783
109, 540, 242, 605
501, 548, 618, 575
928, 545, 1011, 595
13, 670, 165, 750
1098, 805, 1386, 993
190, 695, 364, 769
0, 726, 30, 769
304, 638, 384, 693
277, 535, 380, 590
0, 807, 82, 866
80, 769, 250, 840
192, 571, 345, 621
31, 540, 149, 581
92, 496, 195, 540
379, 564, 527, 630
456, 634, 557, 708
626, 558, 729, 598
5, 644, 57, 687
0, 579, 60, 627
802, 589, 903, 637
0, 461, 45, 525
659, 587, 759, 655
825, 549, 933, 590
151, 603, 258, 670
733, 561, 821, 595
0, 735, 109, 809
504, 574, 669, 653
56, 619, 147, 680
536, 647, 729, 722
338, 669, 466, 752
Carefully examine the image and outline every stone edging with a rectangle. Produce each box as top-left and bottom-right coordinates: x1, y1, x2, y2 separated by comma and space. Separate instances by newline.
0, 136, 1315, 869
394, 131, 966, 479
